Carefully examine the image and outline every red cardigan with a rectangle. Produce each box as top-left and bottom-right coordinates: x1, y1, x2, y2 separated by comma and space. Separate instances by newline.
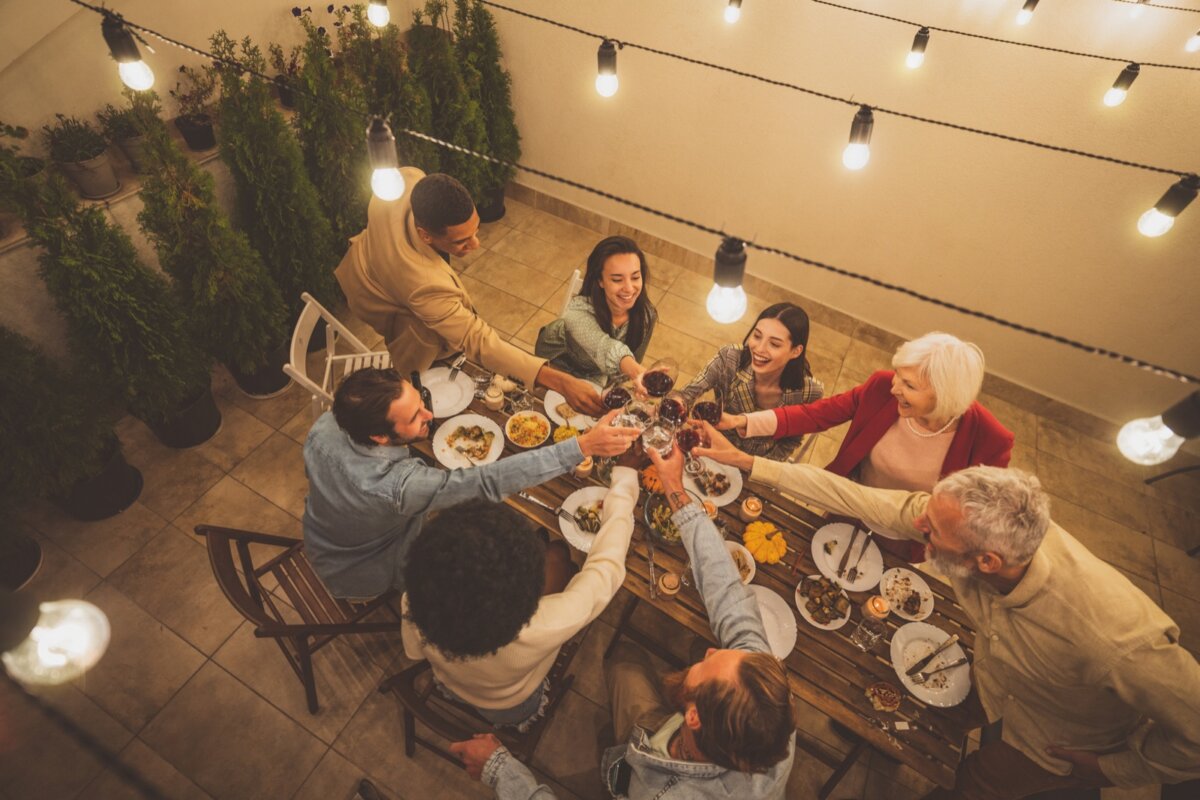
774, 370, 1014, 480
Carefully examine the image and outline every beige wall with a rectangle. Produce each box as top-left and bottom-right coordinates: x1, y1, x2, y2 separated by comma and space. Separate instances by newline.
2, 0, 1197, 428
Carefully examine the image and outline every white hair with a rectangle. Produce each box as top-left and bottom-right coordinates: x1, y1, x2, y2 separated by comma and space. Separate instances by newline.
892, 332, 985, 420
933, 466, 1050, 565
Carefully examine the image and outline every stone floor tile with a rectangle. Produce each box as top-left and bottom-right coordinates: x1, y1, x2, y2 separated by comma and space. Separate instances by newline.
808, 348, 846, 391
466, 249, 563, 308
293, 748, 401, 800
518, 209, 604, 254
458, 274, 540, 338
1160, 589, 1200, 658
792, 695, 858, 758
978, 392, 1039, 450
214, 367, 313, 430
488, 227, 579, 281
0, 680, 133, 800
80, 738, 213, 800
787, 752, 869, 799
807, 321, 854, 363
655, 292, 745, 349
642, 323, 724, 378
1037, 417, 1151, 490
1117, 566, 1162, 607
865, 748, 938, 796
477, 218, 513, 248
1037, 453, 1149, 534
79, 583, 206, 731
20, 527, 102, 601
174, 475, 302, 540
282, 405, 318, 445
107, 526, 244, 655
1154, 538, 1200, 603
113, 412, 162, 458
840, 338, 894, 382
1144, 499, 1200, 552
1035, 398, 1121, 448
126, 442, 226, 524
229, 432, 309, 520
568, 620, 617, 710
1143, 465, 1200, 517
192, 397, 275, 473
1009, 443, 1038, 475
1049, 496, 1157, 581
500, 197, 541, 230
597, 587, 635, 628
540, 277, 574, 315
667, 269, 716, 307
140, 662, 327, 800
531, 690, 609, 800
643, 251, 685, 290
513, 307, 559, 352
852, 322, 905, 355
21, 500, 169, 578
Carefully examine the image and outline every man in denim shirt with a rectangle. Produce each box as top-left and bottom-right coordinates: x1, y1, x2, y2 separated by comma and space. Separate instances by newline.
302, 368, 638, 598
450, 443, 796, 798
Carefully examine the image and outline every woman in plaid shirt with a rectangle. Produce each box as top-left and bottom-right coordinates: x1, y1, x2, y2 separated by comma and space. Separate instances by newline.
681, 303, 823, 461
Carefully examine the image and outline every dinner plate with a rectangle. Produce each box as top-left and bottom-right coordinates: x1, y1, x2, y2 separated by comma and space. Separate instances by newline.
794, 574, 852, 631
431, 413, 503, 469
420, 366, 476, 418
749, 585, 798, 659
890, 622, 971, 707
725, 541, 756, 585
558, 486, 609, 553
506, 410, 551, 448
812, 522, 884, 592
683, 457, 743, 507
880, 567, 935, 622
544, 384, 601, 428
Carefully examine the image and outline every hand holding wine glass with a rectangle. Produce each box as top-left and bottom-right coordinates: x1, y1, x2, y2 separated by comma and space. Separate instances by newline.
641, 358, 678, 398
658, 390, 689, 428
691, 397, 722, 425
691, 421, 755, 472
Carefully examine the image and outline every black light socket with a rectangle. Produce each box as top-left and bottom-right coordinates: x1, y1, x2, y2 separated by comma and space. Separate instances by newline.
366, 117, 398, 170
101, 15, 141, 64
1155, 174, 1199, 216
1163, 391, 1200, 439
849, 105, 874, 146
911, 27, 931, 56
714, 238, 747, 288
1113, 63, 1140, 92
597, 40, 617, 77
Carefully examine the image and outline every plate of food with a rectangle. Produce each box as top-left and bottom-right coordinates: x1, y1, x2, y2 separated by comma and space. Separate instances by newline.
880, 567, 934, 622
794, 575, 852, 631
749, 585, 798, 659
559, 486, 609, 552
812, 522, 884, 592
544, 385, 600, 428
419, 366, 476, 418
643, 492, 683, 546
506, 411, 551, 448
725, 541, 756, 585
432, 414, 503, 468
683, 457, 743, 507
890, 622, 971, 707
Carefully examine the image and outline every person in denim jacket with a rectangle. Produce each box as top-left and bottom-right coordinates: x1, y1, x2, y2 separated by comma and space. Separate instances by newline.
450, 440, 796, 799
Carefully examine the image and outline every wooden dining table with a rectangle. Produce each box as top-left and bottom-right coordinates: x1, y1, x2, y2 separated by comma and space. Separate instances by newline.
411, 363, 986, 796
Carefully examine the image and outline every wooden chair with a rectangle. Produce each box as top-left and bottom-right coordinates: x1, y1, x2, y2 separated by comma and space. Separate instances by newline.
378, 633, 584, 765
196, 524, 403, 714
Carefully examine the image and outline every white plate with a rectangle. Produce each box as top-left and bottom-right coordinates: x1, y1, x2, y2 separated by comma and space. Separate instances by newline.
890, 622, 971, 707
558, 486, 610, 553
431, 414, 503, 468
749, 585, 798, 659
506, 410, 552, 448
880, 567, 935, 622
683, 457, 744, 507
725, 541, 756, 585
420, 366, 476, 418
544, 384, 601, 428
812, 523, 884, 592
794, 575, 852, 631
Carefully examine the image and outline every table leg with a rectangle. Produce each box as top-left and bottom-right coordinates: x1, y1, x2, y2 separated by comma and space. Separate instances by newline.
817, 737, 868, 800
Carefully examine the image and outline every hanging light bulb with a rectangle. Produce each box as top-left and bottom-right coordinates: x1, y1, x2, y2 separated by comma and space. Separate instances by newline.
1117, 392, 1200, 465
596, 39, 619, 97
906, 27, 931, 69
1137, 174, 1198, 237
707, 238, 748, 323
1016, 0, 1039, 26
366, 117, 405, 201
724, 1, 743, 24
1186, 30, 1200, 53
1103, 63, 1140, 108
367, 0, 390, 28
101, 15, 154, 91
842, 105, 874, 171
1, 597, 110, 686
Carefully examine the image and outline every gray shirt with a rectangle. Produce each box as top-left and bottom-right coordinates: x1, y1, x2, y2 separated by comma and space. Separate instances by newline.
535, 295, 657, 385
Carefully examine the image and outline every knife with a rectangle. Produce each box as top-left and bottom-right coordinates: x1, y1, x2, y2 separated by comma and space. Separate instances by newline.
448, 354, 467, 382
517, 491, 558, 514
835, 527, 859, 580
905, 633, 960, 677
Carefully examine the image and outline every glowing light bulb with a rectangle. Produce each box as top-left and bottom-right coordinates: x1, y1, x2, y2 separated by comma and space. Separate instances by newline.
1015, 0, 1039, 26
1103, 88, 1128, 107
1137, 208, 1174, 237
1117, 415, 1183, 465
366, 117, 405, 201
1104, 63, 1140, 108
368, 1, 390, 27
2, 600, 110, 685
842, 143, 870, 170
371, 168, 405, 201
118, 60, 154, 91
907, 27, 930, 70
842, 105, 874, 171
596, 40, 618, 97
707, 284, 748, 323
725, 1, 742, 24
1137, 175, 1199, 238
1186, 32, 1200, 53
595, 74, 619, 97
906, 51, 926, 69
709, 237, 749, 323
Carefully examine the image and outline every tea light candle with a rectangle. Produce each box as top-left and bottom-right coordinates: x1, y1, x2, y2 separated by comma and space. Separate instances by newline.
863, 595, 890, 620
484, 385, 505, 411
574, 456, 594, 479
739, 495, 763, 523
658, 572, 681, 596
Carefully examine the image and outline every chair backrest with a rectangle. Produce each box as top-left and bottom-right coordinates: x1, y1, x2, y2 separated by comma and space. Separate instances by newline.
283, 292, 380, 417
560, 268, 584, 318
196, 524, 302, 631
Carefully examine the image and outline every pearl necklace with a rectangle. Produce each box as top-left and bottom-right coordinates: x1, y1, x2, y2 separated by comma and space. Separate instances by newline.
905, 416, 958, 438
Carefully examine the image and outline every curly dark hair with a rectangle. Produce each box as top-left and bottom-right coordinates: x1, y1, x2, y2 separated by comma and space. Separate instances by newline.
404, 503, 545, 659
411, 173, 475, 234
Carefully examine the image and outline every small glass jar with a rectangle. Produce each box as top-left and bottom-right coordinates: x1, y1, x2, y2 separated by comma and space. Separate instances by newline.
574, 456, 594, 479
850, 595, 890, 652
483, 385, 505, 411
739, 496, 763, 523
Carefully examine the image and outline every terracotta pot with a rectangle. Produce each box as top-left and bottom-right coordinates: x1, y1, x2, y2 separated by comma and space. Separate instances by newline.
58, 150, 120, 199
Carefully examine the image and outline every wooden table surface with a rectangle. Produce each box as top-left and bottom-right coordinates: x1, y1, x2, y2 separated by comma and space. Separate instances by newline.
412, 366, 985, 789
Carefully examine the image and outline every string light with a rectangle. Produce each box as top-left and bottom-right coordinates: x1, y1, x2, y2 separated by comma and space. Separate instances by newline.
1117, 391, 1200, 465
1016, 0, 1040, 26
907, 27, 930, 69
367, 117, 405, 201
707, 238, 748, 323
842, 105, 873, 170
1103, 63, 1140, 107
1138, 174, 1198, 237
367, 0, 390, 28
101, 14, 154, 91
1187, 30, 1200, 53
596, 39, 618, 97
2, 599, 110, 686
725, 1, 743, 24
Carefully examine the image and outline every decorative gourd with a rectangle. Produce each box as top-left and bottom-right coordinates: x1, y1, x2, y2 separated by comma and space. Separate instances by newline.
743, 521, 787, 564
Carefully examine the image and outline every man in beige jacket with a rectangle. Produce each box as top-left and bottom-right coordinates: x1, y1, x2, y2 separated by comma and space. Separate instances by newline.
336, 169, 603, 414
694, 423, 1200, 800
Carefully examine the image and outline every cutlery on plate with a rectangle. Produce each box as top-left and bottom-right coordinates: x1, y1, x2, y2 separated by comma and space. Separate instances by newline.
912, 657, 969, 685
835, 527, 859, 580
453, 445, 479, 465
846, 530, 874, 584
905, 633, 960, 677
516, 492, 591, 531
644, 530, 659, 600
448, 354, 467, 382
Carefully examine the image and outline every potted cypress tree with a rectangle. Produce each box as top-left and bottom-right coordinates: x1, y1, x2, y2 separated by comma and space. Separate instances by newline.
2, 169, 221, 448
0, 123, 43, 239
0, 326, 142, 524
269, 43, 302, 109
97, 91, 160, 174
135, 105, 292, 397
453, 0, 521, 221
170, 64, 218, 151
211, 31, 340, 316
42, 114, 120, 199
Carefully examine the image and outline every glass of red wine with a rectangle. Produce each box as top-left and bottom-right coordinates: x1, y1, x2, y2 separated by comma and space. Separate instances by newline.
675, 425, 707, 476
657, 391, 689, 428
691, 397, 722, 425
642, 358, 678, 398
601, 377, 634, 412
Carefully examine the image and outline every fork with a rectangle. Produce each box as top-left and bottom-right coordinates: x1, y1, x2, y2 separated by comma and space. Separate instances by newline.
846, 530, 874, 584
453, 445, 479, 465
912, 657, 969, 685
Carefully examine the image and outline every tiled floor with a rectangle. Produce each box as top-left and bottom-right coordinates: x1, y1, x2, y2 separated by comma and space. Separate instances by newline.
5, 198, 1198, 800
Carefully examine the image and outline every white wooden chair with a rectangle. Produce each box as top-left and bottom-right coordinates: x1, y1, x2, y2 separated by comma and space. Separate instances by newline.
559, 268, 585, 317
283, 292, 392, 420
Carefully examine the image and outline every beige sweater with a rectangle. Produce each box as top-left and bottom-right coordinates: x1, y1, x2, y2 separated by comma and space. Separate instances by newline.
750, 458, 1200, 789
401, 467, 639, 709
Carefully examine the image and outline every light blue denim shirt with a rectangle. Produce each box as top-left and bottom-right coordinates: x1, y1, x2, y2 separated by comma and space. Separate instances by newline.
484, 503, 795, 799
302, 411, 584, 598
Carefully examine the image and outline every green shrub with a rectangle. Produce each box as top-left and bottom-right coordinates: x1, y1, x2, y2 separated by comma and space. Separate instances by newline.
454, 0, 520, 191
170, 63, 218, 121
98, 90, 162, 141
42, 114, 107, 162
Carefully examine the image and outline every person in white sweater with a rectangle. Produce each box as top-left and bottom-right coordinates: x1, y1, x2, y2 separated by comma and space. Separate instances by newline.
401, 451, 641, 729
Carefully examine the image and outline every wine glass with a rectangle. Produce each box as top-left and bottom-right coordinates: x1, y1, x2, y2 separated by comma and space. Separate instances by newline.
641, 422, 675, 459
658, 390, 689, 428
691, 395, 722, 425
601, 376, 634, 412
642, 358, 678, 398
675, 425, 707, 476
614, 398, 654, 432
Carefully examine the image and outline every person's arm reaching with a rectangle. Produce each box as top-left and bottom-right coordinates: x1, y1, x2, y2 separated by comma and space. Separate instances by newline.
450, 735, 559, 799
534, 364, 604, 416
